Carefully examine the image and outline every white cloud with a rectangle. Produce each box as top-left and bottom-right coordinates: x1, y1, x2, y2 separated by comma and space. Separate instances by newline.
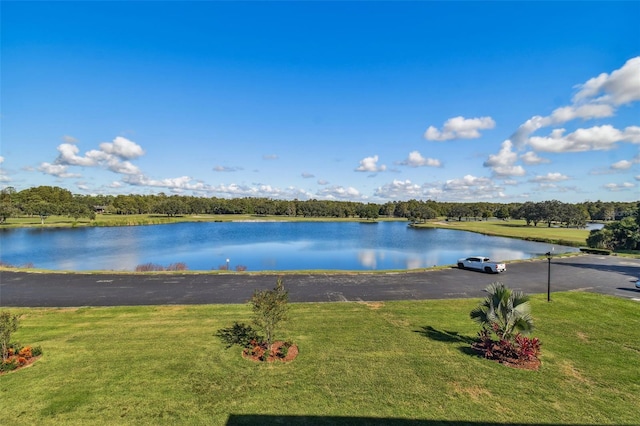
611, 160, 633, 170
623, 126, 640, 143
262, 154, 279, 160
530, 172, 569, 182
63, 135, 78, 143
549, 104, 614, 123
39, 135, 146, 180
528, 125, 639, 152
99, 136, 144, 159
483, 140, 526, 177
573, 57, 640, 105
603, 182, 636, 191
56, 143, 96, 166
511, 57, 640, 148
520, 151, 550, 165
317, 185, 363, 200
611, 155, 640, 170
401, 151, 441, 167
214, 165, 242, 172
374, 179, 424, 199
124, 174, 206, 192
0, 156, 4, 164
424, 116, 495, 141
301, 172, 315, 178
355, 155, 386, 172
107, 159, 141, 175
317, 179, 329, 185
442, 175, 506, 200
37, 162, 80, 178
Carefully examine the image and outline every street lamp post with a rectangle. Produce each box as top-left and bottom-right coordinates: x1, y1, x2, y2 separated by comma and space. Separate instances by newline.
226, 258, 230, 271
545, 249, 553, 302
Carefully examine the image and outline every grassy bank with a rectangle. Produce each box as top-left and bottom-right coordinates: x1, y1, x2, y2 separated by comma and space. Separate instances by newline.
2, 292, 638, 425
413, 219, 590, 247
1, 214, 399, 228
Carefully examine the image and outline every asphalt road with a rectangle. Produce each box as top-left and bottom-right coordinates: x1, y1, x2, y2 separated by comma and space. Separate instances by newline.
1, 254, 639, 307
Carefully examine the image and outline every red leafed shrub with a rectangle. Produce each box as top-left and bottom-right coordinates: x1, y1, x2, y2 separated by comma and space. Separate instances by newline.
135, 263, 164, 272
514, 334, 541, 361
166, 262, 188, 271
472, 330, 541, 368
135, 262, 188, 272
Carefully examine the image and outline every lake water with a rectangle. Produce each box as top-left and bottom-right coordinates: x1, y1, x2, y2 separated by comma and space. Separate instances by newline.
0, 221, 578, 271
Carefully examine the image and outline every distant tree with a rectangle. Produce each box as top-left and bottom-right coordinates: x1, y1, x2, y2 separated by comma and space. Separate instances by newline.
449, 204, 471, 221
516, 202, 543, 226
0, 202, 18, 224
154, 198, 188, 217
495, 206, 510, 220
587, 216, 640, 251
586, 227, 615, 250
357, 203, 379, 221
63, 202, 93, 221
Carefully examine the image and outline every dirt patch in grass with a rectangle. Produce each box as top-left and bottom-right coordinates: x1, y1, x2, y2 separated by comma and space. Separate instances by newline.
359, 301, 385, 310
576, 332, 589, 342
452, 383, 492, 401
559, 360, 591, 384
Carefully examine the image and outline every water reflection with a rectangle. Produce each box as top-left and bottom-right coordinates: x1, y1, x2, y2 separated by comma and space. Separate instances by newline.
0, 221, 579, 271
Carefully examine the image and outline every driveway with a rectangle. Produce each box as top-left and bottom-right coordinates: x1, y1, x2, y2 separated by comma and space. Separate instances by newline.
1, 254, 639, 307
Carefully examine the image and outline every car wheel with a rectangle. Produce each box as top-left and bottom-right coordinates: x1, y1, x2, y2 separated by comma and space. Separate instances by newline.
457, 263, 464, 269
484, 267, 493, 273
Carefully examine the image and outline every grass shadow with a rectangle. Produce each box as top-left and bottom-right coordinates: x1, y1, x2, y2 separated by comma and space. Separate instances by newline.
415, 326, 480, 359
414, 326, 475, 345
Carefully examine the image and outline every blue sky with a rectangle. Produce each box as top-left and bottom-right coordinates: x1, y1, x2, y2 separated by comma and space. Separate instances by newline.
1, 1, 639, 203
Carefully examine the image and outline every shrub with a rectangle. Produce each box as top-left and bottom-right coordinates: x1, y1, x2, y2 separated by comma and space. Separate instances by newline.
0, 358, 18, 372
0, 343, 43, 373
135, 262, 188, 272
470, 284, 541, 367
235, 265, 248, 272
166, 262, 188, 271
250, 277, 289, 348
135, 263, 164, 272
470, 282, 533, 340
1, 311, 19, 361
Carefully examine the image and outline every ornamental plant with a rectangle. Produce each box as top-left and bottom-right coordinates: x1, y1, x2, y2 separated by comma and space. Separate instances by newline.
470, 282, 534, 340
216, 278, 293, 362
250, 277, 289, 349
470, 283, 541, 367
1, 311, 19, 361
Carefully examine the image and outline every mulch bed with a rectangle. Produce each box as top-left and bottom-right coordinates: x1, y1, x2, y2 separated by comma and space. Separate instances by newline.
242, 341, 299, 363
0, 355, 42, 375
499, 357, 541, 371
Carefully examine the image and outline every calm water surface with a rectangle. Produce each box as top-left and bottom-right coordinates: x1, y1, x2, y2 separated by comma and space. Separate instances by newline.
0, 221, 578, 271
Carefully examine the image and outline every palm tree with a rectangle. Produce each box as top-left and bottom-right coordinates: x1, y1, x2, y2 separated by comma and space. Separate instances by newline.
470, 282, 534, 340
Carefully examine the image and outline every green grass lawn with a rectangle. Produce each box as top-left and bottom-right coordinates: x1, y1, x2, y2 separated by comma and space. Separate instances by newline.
415, 219, 591, 247
2, 292, 638, 425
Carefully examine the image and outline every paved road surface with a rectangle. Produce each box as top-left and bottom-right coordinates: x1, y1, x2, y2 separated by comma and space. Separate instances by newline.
1, 254, 639, 307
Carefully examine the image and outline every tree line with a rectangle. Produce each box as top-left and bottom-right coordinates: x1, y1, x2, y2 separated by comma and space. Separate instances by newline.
1, 186, 637, 227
